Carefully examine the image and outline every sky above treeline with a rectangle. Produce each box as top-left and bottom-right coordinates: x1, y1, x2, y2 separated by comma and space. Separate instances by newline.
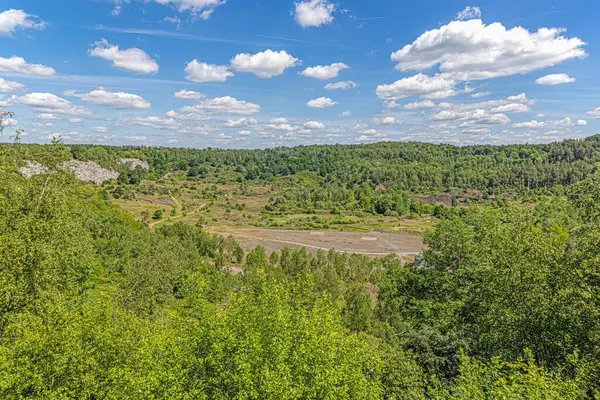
1, 0, 599, 148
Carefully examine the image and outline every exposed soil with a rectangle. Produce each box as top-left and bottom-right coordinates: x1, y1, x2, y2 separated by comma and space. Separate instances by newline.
209, 227, 426, 259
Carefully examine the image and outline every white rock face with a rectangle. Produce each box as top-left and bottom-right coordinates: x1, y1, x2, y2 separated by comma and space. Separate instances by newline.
120, 158, 150, 171
60, 160, 119, 185
18, 160, 50, 179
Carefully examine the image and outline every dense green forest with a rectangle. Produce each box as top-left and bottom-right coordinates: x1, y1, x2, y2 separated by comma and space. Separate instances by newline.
4, 136, 600, 398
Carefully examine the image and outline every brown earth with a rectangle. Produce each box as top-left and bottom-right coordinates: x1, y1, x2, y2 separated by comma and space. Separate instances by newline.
209, 227, 427, 259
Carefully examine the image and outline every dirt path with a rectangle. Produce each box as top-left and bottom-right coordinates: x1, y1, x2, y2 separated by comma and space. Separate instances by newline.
208, 227, 426, 258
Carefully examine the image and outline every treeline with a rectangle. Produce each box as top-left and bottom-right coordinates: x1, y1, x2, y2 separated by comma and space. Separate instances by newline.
70, 134, 600, 192
4, 135, 600, 193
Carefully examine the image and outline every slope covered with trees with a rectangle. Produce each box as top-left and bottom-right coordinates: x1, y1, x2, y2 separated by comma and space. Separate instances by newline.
3, 138, 600, 398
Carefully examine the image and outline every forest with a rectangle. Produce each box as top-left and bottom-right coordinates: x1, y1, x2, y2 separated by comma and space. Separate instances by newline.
3, 134, 600, 398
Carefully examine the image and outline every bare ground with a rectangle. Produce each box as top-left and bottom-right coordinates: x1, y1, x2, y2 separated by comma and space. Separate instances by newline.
209, 227, 427, 259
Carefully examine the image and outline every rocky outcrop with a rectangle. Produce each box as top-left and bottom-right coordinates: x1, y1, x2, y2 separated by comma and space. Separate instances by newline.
120, 158, 150, 171
60, 160, 119, 185
18, 160, 51, 179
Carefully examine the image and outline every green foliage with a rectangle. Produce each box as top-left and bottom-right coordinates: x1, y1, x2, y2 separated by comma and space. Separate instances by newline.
429, 351, 583, 400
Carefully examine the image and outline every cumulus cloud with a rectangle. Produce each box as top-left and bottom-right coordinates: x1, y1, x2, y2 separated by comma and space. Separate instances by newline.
294, 0, 335, 28
456, 6, 481, 21
587, 108, 600, 119
267, 122, 298, 132
90, 39, 158, 74
535, 73, 576, 85
513, 117, 587, 128
490, 103, 531, 113
376, 73, 456, 100
340, 110, 352, 117
391, 19, 586, 81
238, 130, 252, 135
39, 113, 61, 120
375, 116, 402, 125
304, 120, 325, 129
174, 89, 205, 99
9, 92, 93, 115
184, 60, 234, 82
307, 97, 338, 108
2, 117, 17, 127
230, 50, 300, 78
324, 80, 357, 90
0, 78, 24, 92
64, 87, 151, 109
181, 96, 260, 115
224, 117, 258, 127
0, 56, 56, 76
431, 109, 511, 125
148, 0, 226, 17
404, 100, 436, 109
0, 9, 46, 36
300, 63, 349, 79
92, 126, 108, 133
121, 116, 179, 130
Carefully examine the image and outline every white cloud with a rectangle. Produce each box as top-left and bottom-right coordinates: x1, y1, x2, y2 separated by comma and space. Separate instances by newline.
0, 78, 24, 92
376, 73, 456, 100
9, 93, 93, 116
404, 100, 436, 109
294, 0, 335, 28
490, 103, 531, 113
587, 108, 600, 119
224, 117, 258, 127
148, 0, 225, 16
90, 39, 158, 74
38, 113, 61, 120
238, 130, 252, 135
391, 19, 586, 81
513, 117, 587, 128
181, 96, 260, 115
507, 93, 530, 103
269, 118, 288, 124
121, 116, 179, 130
174, 89, 205, 99
375, 116, 402, 125
471, 92, 491, 98
92, 126, 109, 133
0, 9, 46, 36
340, 110, 352, 116
535, 73, 576, 85
230, 50, 300, 78
304, 120, 325, 129
164, 16, 182, 24
456, 6, 481, 21
70, 118, 83, 123
431, 109, 510, 125
64, 87, 151, 109
325, 80, 357, 90
2, 117, 17, 127
127, 136, 147, 141
184, 60, 234, 82
356, 130, 389, 142
110, 4, 122, 16
267, 123, 297, 132
300, 63, 349, 80
0, 56, 56, 76
307, 97, 338, 108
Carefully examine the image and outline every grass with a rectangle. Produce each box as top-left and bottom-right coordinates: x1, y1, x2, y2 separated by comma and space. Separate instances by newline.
108, 174, 434, 236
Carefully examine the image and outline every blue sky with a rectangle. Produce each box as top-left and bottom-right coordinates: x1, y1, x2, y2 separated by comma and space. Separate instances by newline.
1, 0, 599, 148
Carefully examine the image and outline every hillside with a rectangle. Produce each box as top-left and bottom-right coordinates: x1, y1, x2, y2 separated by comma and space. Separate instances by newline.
2, 140, 600, 398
